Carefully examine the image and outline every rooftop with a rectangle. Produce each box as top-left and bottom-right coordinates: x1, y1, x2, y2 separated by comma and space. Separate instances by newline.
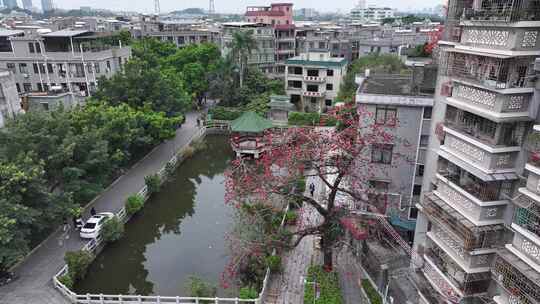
41, 30, 90, 37
0, 29, 24, 37
286, 53, 348, 68
231, 111, 274, 133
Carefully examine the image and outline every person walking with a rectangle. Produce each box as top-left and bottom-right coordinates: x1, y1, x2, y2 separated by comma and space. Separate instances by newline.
309, 182, 315, 197
90, 207, 96, 216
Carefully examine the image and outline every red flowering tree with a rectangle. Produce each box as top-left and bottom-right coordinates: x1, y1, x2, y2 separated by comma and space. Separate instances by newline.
225, 104, 411, 273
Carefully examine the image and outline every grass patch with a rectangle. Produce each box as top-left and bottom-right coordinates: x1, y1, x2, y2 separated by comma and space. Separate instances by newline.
304, 265, 343, 304
361, 279, 382, 304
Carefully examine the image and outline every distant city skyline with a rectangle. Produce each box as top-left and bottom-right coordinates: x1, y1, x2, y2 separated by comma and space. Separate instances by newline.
28, 0, 444, 14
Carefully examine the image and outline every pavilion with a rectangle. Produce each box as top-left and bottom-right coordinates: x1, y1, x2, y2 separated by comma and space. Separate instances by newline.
230, 111, 274, 158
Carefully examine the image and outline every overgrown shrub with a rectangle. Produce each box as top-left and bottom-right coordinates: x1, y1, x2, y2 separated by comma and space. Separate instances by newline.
58, 273, 74, 289
101, 217, 125, 243
64, 250, 94, 282
125, 194, 144, 215
265, 255, 282, 273
145, 174, 161, 194
304, 265, 343, 304
288, 112, 337, 126
208, 106, 243, 120
186, 276, 217, 298
239, 286, 259, 299
285, 211, 298, 225
361, 279, 382, 304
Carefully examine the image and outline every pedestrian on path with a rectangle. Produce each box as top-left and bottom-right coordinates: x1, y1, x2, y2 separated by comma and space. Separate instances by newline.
62, 217, 69, 233
90, 207, 96, 216
73, 217, 83, 231
309, 182, 315, 197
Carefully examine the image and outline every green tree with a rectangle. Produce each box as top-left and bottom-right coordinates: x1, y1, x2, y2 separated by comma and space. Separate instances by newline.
230, 30, 258, 89
338, 54, 407, 102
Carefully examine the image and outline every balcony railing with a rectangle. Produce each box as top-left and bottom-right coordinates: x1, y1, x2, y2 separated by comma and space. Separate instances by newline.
492, 249, 540, 304
446, 52, 535, 90
302, 91, 325, 97
514, 203, 540, 240
445, 106, 526, 147
462, 5, 540, 23
420, 193, 507, 251
450, 83, 531, 115
304, 76, 326, 83
425, 247, 491, 296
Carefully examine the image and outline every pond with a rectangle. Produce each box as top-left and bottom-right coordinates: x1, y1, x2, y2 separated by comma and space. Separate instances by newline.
75, 136, 235, 296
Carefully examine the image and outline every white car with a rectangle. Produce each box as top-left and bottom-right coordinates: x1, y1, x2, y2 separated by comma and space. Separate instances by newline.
80, 212, 114, 239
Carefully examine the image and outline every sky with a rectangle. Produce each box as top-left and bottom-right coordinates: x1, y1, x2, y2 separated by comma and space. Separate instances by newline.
41, 0, 443, 14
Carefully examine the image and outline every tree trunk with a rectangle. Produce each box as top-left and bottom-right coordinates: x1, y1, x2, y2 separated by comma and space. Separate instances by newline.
321, 235, 333, 270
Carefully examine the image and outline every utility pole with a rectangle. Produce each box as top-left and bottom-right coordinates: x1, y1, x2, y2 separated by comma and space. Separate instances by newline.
154, 0, 160, 14
209, 0, 215, 15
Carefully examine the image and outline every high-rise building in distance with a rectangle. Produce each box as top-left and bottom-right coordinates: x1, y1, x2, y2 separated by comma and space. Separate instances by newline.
22, 0, 33, 10
3, 0, 18, 9
41, 0, 53, 12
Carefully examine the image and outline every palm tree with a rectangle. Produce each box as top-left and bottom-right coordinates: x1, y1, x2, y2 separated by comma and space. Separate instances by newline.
230, 30, 258, 89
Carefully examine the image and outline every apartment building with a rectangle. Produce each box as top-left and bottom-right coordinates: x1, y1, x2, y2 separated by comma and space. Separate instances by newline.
221, 22, 276, 74
0, 69, 21, 127
284, 52, 347, 112
245, 3, 295, 76
295, 24, 359, 62
0, 29, 131, 97
350, 5, 395, 23
138, 16, 220, 47
355, 66, 436, 242
411, 0, 540, 303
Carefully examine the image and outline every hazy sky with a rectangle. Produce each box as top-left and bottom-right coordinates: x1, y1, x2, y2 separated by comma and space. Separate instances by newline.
44, 0, 443, 14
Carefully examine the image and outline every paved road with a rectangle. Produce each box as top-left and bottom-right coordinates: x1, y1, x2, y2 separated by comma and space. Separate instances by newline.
0, 110, 202, 304
336, 250, 367, 304
265, 174, 324, 304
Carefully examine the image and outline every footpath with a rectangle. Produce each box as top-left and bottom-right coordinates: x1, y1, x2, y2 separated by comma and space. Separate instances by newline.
0, 110, 201, 304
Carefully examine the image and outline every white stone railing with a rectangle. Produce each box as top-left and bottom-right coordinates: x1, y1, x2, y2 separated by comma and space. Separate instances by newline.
52, 127, 269, 304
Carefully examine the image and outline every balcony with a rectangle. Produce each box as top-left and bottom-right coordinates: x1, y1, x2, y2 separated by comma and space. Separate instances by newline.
422, 257, 463, 302
510, 225, 540, 268
419, 193, 507, 251
436, 177, 507, 224
446, 52, 536, 91
461, 2, 540, 23
492, 249, 540, 304
447, 83, 532, 122
513, 200, 540, 243
439, 159, 514, 202
425, 246, 492, 296
304, 76, 326, 83
444, 106, 527, 148
302, 90, 325, 97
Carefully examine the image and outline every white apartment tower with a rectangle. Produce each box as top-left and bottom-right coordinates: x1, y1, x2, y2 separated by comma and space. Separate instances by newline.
412, 0, 540, 303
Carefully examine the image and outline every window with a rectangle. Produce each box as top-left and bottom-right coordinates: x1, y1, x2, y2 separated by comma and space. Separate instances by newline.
33, 63, 39, 74
423, 107, 432, 119
39, 64, 45, 74
420, 135, 429, 147
375, 106, 397, 125
326, 83, 333, 91
47, 63, 53, 74
37, 83, 43, 92
94, 63, 100, 74
327, 69, 334, 77
35, 43, 41, 53
15, 83, 20, 93
307, 84, 319, 92
413, 185, 422, 196
318, 42, 325, 49
41, 102, 49, 111
28, 42, 35, 53
19, 63, 28, 74
369, 180, 389, 192
310, 97, 317, 103
288, 80, 302, 88
307, 69, 319, 77
7, 63, 16, 74
416, 164, 424, 177
409, 207, 419, 219
106, 61, 111, 70
23, 83, 32, 92
177, 36, 185, 44
371, 144, 393, 164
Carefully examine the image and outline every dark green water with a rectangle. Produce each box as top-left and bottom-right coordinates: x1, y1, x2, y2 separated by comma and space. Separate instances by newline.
75, 136, 234, 296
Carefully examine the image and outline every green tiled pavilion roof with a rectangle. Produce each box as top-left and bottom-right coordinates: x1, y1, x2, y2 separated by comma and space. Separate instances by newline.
230, 111, 273, 133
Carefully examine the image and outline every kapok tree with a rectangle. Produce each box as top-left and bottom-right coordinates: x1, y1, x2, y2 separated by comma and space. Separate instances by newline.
225, 104, 412, 271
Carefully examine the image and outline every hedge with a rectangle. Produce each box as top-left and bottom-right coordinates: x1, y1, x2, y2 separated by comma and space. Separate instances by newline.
208, 106, 243, 121
288, 112, 337, 126
304, 265, 343, 304
361, 279, 383, 304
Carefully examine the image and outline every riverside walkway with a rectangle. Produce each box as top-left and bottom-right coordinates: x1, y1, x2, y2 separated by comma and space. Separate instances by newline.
0, 110, 202, 304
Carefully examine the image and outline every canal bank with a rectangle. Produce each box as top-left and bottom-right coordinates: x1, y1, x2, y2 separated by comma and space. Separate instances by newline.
74, 136, 235, 296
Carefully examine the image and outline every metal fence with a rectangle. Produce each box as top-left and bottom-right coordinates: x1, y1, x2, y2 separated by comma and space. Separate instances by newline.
52, 127, 269, 304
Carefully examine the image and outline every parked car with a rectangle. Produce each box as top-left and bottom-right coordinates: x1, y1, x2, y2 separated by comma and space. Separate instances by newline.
80, 212, 114, 239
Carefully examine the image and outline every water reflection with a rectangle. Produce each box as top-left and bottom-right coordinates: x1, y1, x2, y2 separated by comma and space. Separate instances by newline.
75, 136, 233, 296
